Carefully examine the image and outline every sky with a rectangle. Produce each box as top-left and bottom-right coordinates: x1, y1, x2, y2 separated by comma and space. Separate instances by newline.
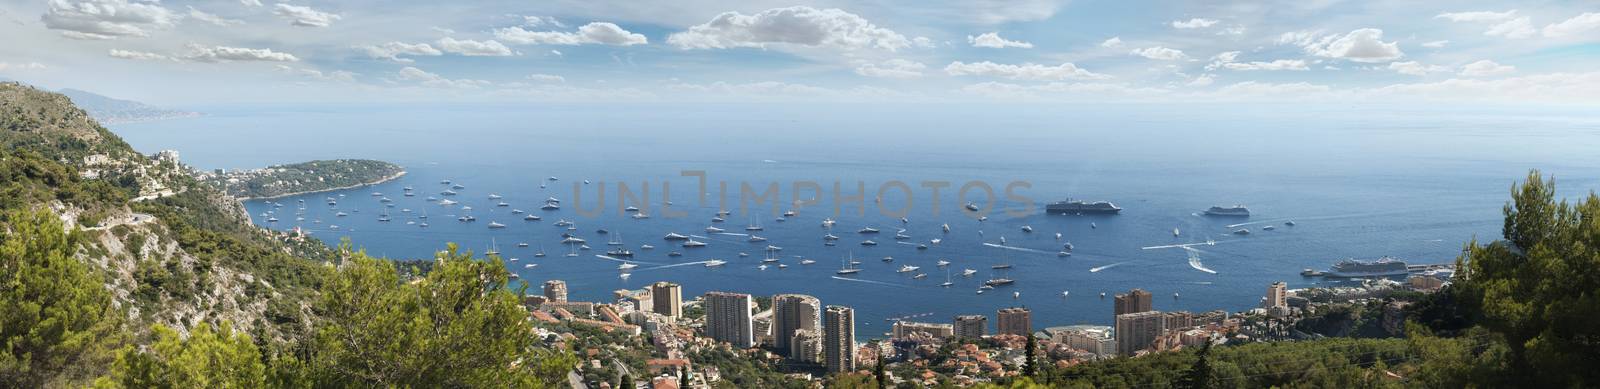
0, 0, 1598, 107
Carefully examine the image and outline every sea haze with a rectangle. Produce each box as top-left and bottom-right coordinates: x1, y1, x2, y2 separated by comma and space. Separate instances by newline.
112, 102, 1600, 333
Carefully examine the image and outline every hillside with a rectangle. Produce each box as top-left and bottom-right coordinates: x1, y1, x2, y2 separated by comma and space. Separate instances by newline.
58, 88, 200, 124
1, 82, 574, 388
200, 159, 405, 199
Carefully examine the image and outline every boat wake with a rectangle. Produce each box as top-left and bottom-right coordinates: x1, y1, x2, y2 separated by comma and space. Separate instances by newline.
895, 241, 920, 246
1142, 240, 1226, 250
594, 255, 660, 265
714, 232, 748, 237
636, 260, 717, 271
1089, 262, 1125, 273
830, 276, 911, 288
1183, 247, 1217, 274
981, 243, 1054, 255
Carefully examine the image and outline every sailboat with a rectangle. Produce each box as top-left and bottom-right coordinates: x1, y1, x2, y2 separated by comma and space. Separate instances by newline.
835, 253, 862, 275
534, 244, 546, 257
746, 217, 763, 231
940, 268, 955, 287
1173, 228, 1181, 237
377, 208, 391, 222
486, 238, 501, 257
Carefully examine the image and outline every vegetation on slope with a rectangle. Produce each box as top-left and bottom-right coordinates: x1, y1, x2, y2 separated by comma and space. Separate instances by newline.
202, 159, 404, 199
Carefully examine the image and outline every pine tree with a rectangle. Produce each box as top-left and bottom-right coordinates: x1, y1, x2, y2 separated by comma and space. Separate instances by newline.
1024, 333, 1039, 377
679, 367, 689, 388
1, 209, 123, 387
1176, 341, 1214, 389
875, 353, 887, 389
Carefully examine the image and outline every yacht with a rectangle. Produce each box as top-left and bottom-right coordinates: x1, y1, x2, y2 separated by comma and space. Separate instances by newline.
893, 231, 911, 240
936, 259, 951, 267
545, 197, 561, 204
488, 194, 502, 200
682, 239, 707, 248
1203, 205, 1251, 217
860, 240, 878, 246
1285, 221, 1297, 226
335, 212, 348, 217
486, 239, 501, 256
618, 263, 638, 271
606, 248, 634, 258
553, 219, 573, 227
704, 259, 726, 267
497, 202, 510, 207
667, 251, 682, 257
858, 227, 880, 234
1045, 199, 1122, 214
913, 273, 927, 279
517, 242, 530, 248
821, 218, 836, 228
745, 219, 763, 231
800, 258, 817, 265
822, 234, 840, 241
942, 223, 950, 233
711, 216, 725, 223
639, 244, 654, 250
487, 222, 505, 229
439, 199, 458, 206
984, 278, 1015, 287
1262, 225, 1276, 231
441, 190, 457, 196
524, 214, 541, 221
705, 226, 725, 233
524, 264, 536, 269
440, 179, 451, 185
561, 237, 586, 244
377, 209, 391, 222
266, 217, 279, 223
452, 184, 465, 189
965, 202, 980, 211
534, 246, 546, 257
991, 264, 1013, 270
1325, 257, 1409, 278
541, 202, 559, 210
664, 232, 690, 240
748, 235, 767, 242
784, 210, 797, 217
1233, 228, 1251, 235
1058, 251, 1072, 257
881, 256, 894, 263
765, 245, 782, 251
631, 212, 649, 219
898, 265, 920, 273
1021, 225, 1033, 233
1173, 228, 1180, 237
757, 264, 769, 271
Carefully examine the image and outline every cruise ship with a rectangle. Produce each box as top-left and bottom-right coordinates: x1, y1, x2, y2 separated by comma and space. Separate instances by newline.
1045, 199, 1121, 214
1203, 205, 1251, 217
1324, 257, 1410, 278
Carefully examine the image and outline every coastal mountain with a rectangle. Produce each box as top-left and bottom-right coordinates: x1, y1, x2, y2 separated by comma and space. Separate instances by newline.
57, 88, 199, 125
199, 159, 404, 200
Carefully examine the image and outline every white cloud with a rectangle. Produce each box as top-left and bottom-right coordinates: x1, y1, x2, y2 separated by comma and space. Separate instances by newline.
180, 43, 298, 62
240, 0, 262, 7
1187, 74, 1215, 87
1435, 10, 1518, 22
526, 74, 565, 82
1542, 13, 1600, 38
855, 59, 926, 78
436, 37, 514, 56
1459, 60, 1515, 77
1099, 37, 1122, 48
913, 37, 935, 48
521, 15, 565, 28
968, 32, 1032, 49
107, 49, 170, 61
1171, 18, 1219, 29
1367, 72, 1600, 103
944, 61, 1110, 81
1421, 40, 1449, 48
1216, 81, 1331, 97
0, 62, 48, 72
42, 0, 177, 40
1212, 51, 1241, 63
273, 3, 339, 28
1435, 10, 1535, 39
1299, 28, 1403, 63
1220, 59, 1309, 71
495, 22, 647, 46
187, 7, 242, 27
1387, 61, 1448, 76
666, 6, 909, 51
274, 65, 355, 82
957, 81, 1169, 100
667, 81, 832, 96
1217, 25, 1246, 36
360, 42, 442, 63
395, 66, 491, 89
1130, 46, 1186, 60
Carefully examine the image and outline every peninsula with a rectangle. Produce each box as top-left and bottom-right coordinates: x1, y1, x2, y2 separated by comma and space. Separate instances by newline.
199, 159, 404, 200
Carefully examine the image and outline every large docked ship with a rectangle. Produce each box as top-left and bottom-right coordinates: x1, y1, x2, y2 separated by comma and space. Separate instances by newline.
1324, 257, 1409, 278
1046, 199, 1122, 214
1203, 205, 1251, 217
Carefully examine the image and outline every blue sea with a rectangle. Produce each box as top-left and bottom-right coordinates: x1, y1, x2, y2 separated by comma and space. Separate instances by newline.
112, 102, 1600, 336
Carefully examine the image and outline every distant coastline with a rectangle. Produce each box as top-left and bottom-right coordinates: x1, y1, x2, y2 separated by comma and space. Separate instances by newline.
237, 170, 406, 201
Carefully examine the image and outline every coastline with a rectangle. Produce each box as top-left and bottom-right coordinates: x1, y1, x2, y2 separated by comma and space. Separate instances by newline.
236, 170, 407, 202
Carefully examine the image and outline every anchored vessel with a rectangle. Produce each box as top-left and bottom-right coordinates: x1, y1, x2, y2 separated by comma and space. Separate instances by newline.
1203, 205, 1251, 217
1324, 257, 1409, 278
1046, 199, 1121, 214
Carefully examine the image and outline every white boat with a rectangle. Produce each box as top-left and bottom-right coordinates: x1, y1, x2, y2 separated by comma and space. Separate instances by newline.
631, 212, 649, 219
619, 273, 630, 280
941, 269, 954, 287
497, 202, 510, 207
821, 218, 836, 228
748, 235, 767, 242
860, 240, 877, 246
913, 273, 927, 279
836, 253, 862, 275
1233, 228, 1251, 235
524, 264, 536, 268
1021, 225, 1033, 233
1262, 225, 1276, 231
765, 245, 782, 251
524, 214, 541, 221
545, 197, 560, 203
746, 219, 763, 231
800, 258, 817, 265
822, 234, 840, 241
561, 237, 586, 244
517, 242, 530, 248
682, 239, 707, 248
624, 206, 639, 212
942, 223, 950, 233
758, 264, 769, 271
541, 203, 559, 210
936, 259, 951, 267
439, 199, 458, 206
488, 194, 502, 200
664, 232, 690, 240
1173, 228, 1180, 236
705, 226, 724, 233
487, 222, 505, 229
704, 259, 726, 267
898, 265, 919, 273
858, 227, 879, 234
640, 244, 654, 250
618, 263, 638, 270
961, 269, 978, 277
711, 216, 725, 223
553, 219, 573, 227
